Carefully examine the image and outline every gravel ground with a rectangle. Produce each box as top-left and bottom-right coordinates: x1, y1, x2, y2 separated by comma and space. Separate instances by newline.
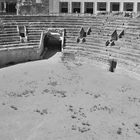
0, 52, 140, 140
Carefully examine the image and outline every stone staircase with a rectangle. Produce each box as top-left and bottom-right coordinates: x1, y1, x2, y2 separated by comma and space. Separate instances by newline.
0, 15, 97, 66
64, 15, 140, 72
0, 15, 140, 73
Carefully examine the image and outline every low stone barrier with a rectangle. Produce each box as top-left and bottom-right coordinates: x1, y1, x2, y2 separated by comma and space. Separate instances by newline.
0, 46, 40, 67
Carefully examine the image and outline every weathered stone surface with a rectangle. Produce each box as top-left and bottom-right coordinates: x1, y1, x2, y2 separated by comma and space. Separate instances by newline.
19, 0, 49, 15
105, 40, 110, 46
87, 27, 92, 35
79, 27, 86, 38
111, 30, 118, 41
118, 30, 124, 38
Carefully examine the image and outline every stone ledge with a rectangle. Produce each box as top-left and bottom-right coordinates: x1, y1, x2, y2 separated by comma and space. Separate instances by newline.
0, 45, 40, 67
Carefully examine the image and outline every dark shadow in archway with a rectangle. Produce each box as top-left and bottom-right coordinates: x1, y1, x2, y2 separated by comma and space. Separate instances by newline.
41, 32, 62, 59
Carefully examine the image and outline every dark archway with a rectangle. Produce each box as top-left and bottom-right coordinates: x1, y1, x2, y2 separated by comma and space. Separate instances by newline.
41, 32, 62, 59
44, 32, 62, 51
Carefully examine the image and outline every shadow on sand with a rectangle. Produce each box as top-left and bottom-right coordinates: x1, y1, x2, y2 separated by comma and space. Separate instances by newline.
0, 49, 60, 69
41, 49, 59, 59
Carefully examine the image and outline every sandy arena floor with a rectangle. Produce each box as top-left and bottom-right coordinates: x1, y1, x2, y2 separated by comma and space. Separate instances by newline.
0, 52, 140, 140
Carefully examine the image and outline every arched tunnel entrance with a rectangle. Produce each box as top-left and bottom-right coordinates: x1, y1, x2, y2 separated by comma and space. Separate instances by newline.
40, 28, 64, 59
44, 32, 62, 51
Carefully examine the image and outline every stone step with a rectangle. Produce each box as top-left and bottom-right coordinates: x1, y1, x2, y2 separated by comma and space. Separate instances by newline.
1, 25, 17, 28
27, 35, 41, 41
65, 45, 108, 57
106, 47, 140, 62
64, 44, 140, 66
3, 19, 97, 25
0, 36, 20, 43
2, 17, 85, 21
63, 47, 137, 68
85, 39, 106, 45
27, 29, 79, 34
118, 37, 140, 45
66, 39, 140, 60
65, 42, 106, 51
2, 18, 100, 22
27, 31, 79, 38
63, 48, 109, 64
27, 27, 80, 31
120, 47, 140, 55
86, 35, 109, 41
65, 38, 106, 47
0, 42, 39, 48
0, 40, 21, 45
0, 33, 19, 37
27, 24, 82, 30
115, 40, 140, 49
0, 28, 17, 33
2, 18, 87, 22
5, 22, 91, 26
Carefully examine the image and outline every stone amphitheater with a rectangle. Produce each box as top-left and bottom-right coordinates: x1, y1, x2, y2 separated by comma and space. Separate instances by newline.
1, 1, 140, 140
0, 14, 140, 73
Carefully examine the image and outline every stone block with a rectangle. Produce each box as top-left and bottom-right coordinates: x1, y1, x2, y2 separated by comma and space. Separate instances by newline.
79, 27, 86, 38
118, 30, 124, 38
111, 30, 118, 41
87, 27, 92, 35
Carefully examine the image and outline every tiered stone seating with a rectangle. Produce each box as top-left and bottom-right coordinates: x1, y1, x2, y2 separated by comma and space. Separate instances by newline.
64, 15, 140, 71
0, 15, 140, 73
100, 16, 140, 69
0, 17, 40, 48
0, 15, 97, 66
0, 25, 20, 45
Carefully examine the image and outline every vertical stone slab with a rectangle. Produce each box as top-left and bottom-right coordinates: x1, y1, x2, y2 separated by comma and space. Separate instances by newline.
134, 2, 137, 13
111, 30, 118, 41
94, 2, 97, 14
118, 30, 124, 38
106, 2, 110, 13
120, 2, 123, 12
87, 27, 91, 35
69, 1, 72, 13
79, 27, 86, 38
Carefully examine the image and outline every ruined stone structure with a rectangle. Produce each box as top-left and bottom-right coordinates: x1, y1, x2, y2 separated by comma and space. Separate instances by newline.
0, 0, 49, 15
0, 0, 140, 15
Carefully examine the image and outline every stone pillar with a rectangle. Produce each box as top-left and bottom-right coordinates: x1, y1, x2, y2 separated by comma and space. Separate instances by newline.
0, 2, 2, 12
16, 0, 20, 15
94, 2, 97, 14
133, 2, 137, 13
69, 2, 72, 13
49, 0, 53, 14
3, 1, 6, 13
81, 2, 84, 14
107, 2, 110, 13
120, 2, 124, 12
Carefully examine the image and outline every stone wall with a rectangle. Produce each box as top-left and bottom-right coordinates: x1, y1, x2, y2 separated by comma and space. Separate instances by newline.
19, 0, 49, 15
0, 46, 40, 67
